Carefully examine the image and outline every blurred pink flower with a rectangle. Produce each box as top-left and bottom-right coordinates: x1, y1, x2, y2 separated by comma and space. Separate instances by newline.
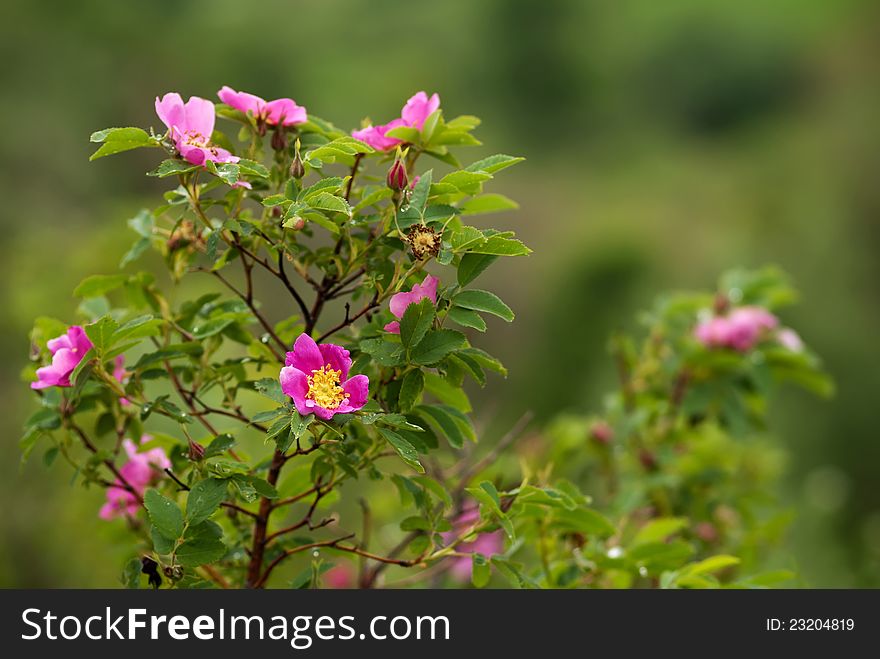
694, 305, 779, 352
31, 325, 92, 389
324, 563, 356, 589
777, 328, 804, 352
113, 355, 130, 406
155, 92, 239, 166
442, 505, 504, 583
352, 91, 441, 151
100, 436, 171, 520
217, 86, 307, 127
384, 274, 439, 334
280, 334, 370, 421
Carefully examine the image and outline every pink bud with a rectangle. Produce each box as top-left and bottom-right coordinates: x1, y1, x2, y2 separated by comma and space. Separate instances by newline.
386, 158, 408, 191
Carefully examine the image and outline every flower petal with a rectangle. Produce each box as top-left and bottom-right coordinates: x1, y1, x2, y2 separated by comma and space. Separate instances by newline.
338, 374, 369, 412
318, 343, 352, 380
289, 334, 324, 373
383, 320, 401, 334
265, 98, 307, 126
183, 95, 216, 140
401, 91, 440, 129
217, 86, 266, 117
388, 290, 421, 319
155, 92, 185, 133
280, 366, 311, 416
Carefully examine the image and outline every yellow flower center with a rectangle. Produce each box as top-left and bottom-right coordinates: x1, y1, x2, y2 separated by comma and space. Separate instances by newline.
307, 364, 349, 410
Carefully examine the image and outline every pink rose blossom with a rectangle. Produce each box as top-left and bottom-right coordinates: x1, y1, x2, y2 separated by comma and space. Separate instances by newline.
352, 118, 407, 152
441, 505, 504, 582
400, 91, 440, 130
352, 91, 441, 151
279, 334, 370, 421
217, 86, 307, 127
155, 92, 239, 166
384, 275, 439, 334
99, 436, 171, 520
694, 305, 779, 352
31, 326, 92, 390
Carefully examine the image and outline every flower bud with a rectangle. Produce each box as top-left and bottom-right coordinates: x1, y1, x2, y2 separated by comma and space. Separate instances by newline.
590, 421, 614, 446
289, 153, 305, 179
188, 439, 205, 462
271, 126, 287, 152
386, 157, 408, 192
288, 216, 306, 231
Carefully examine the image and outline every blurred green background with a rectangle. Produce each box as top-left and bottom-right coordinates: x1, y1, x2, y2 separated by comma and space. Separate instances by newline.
1, 0, 878, 587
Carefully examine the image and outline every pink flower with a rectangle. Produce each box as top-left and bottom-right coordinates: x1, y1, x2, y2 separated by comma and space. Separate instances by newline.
155, 92, 239, 166
217, 86, 307, 127
401, 91, 440, 130
383, 275, 439, 334
778, 328, 804, 352
100, 436, 171, 520
441, 506, 504, 583
279, 334, 370, 421
694, 305, 779, 352
352, 118, 407, 151
324, 563, 356, 589
31, 326, 92, 389
113, 355, 130, 406
352, 91, 441, 151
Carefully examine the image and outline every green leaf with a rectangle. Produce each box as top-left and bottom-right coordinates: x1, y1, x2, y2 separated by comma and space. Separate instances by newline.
378, 427, 425, 473
398, 369, 425, 412
176, 521, 226, 567
191, 317, 234, 339
471, 235, 531, 256
439, 170, 492, 195
111, 315, 161, 345
134, 342, 203, 369
457, 253, 497, 287
400, 298, 435, 351
185, 478, 228, 525
89, 127, 156, 160
236, 158, 270, 179
632, 517, 688, 546
148, 159, 199, 178
359, 338, 404, 367
416, 405, 467, 449
453, 290, 514, 322
384, 125, 421, 143
410, 329, 467, 365
203, 434, 235, 459
307, 192, 352, 216
461, 193, 519, 216
233, 474, 279, 499
465, 154, 525, 174
85, 316, 120, 353
74, 274, 128, 298
254, 378, 288, 404
447, 306, 487, 332
144, 488, 183, 540
681, 555, 740, 577
408, 170, 433, 215
472, 553, 491, 588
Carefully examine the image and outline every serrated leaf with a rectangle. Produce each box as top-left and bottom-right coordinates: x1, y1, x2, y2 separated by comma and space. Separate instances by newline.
378, 427, 424, 473
457, 253, 497, 287
453, 290, 514, 322
447, 306, 487, 332
144, 488, 183, 540
410, 329, 466, 365
185, 478, 227, 525
400, 298, 435, 351
176, 521, 226, 567
74, 274, 128, 298
398, 369, 425, 412
89, 127, 157, 160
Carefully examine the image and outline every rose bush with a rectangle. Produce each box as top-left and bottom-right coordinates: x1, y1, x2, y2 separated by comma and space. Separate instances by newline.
22, 86, 829, 589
